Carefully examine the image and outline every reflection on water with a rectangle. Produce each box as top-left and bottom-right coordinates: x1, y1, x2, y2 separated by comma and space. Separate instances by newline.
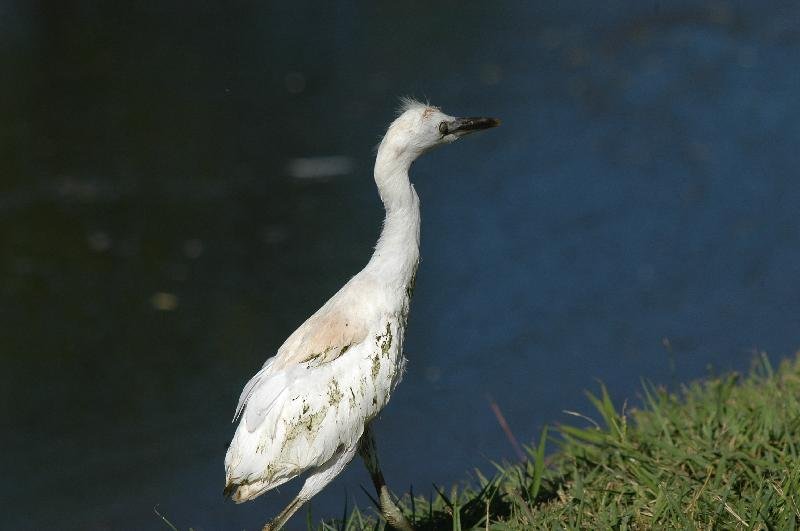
2, 2, 800, 529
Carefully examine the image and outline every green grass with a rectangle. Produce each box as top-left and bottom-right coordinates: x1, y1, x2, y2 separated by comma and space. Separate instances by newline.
324, 354, 800, 530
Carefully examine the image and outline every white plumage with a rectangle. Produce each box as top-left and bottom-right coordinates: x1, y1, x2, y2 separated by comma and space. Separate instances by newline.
225, 99, 499, 530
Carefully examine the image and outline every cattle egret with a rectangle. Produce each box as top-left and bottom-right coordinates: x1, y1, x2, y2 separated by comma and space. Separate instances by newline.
225, 99, 500, 530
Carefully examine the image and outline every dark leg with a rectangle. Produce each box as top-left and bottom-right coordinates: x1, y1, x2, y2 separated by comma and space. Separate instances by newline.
262, 496, 304, 531
359, 423, 414, 531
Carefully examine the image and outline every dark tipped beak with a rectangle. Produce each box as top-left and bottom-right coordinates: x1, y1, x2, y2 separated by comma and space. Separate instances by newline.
445, 116, 501, 135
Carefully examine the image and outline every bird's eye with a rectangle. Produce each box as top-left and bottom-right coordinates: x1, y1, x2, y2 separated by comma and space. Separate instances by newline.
438, 121, 448, 135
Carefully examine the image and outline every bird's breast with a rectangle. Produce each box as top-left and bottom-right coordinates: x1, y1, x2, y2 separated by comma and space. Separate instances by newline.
362, 317, 407, 415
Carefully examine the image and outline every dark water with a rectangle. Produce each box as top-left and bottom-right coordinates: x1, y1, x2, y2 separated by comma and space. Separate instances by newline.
2, 1, 799, 529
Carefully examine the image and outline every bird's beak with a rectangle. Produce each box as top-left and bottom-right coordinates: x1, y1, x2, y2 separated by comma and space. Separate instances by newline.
445, 116, 501, 137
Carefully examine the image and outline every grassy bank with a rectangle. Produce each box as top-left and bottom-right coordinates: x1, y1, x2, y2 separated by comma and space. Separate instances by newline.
327, 354, 800, 530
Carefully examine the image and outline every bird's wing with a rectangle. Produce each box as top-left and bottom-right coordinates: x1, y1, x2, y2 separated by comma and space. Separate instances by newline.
232, 358, 275, 422
232, 306, 369, 429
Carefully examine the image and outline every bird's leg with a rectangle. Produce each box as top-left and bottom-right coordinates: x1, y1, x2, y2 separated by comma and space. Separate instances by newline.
359, 424, 414, 531
263, 444, 359, 531
262, 496, 304, 531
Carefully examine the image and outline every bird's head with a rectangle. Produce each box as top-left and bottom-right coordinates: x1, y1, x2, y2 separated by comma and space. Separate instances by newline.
380, 98, 500, 161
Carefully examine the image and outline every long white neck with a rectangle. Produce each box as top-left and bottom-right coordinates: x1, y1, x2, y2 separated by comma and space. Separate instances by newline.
364, 135, 421, 293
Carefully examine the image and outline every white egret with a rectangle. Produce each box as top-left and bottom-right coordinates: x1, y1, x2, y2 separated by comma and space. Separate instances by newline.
224, 99, 500, 530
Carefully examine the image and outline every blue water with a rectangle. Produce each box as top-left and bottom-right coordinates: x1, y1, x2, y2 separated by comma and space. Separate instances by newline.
2, 2, 799, 529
